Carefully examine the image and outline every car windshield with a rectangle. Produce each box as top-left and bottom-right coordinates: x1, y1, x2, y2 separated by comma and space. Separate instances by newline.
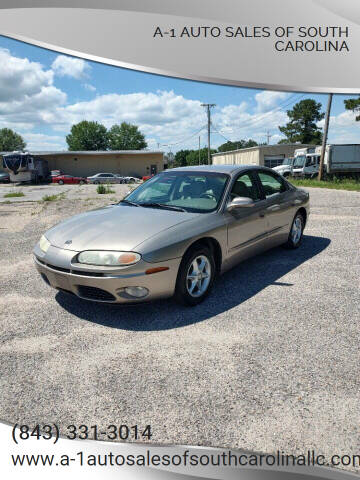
123, 171, 229, 213
293, 155, 306, 167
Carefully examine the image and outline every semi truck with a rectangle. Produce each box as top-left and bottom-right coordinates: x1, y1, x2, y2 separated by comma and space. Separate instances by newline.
2, 152, 50, 183
272, 157, 295, 177
292, 144, 360, 178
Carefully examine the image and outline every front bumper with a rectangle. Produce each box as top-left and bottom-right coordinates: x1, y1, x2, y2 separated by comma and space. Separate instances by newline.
33, 244, 181, 304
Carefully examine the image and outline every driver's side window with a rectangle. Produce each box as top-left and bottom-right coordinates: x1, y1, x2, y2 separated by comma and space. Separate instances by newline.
230, 173, 260, 201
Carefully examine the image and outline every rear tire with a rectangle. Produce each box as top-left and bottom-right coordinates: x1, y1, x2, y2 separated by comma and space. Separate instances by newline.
174, 246, 215, 306
284, 212, 304, 249
79, 180, 85, 185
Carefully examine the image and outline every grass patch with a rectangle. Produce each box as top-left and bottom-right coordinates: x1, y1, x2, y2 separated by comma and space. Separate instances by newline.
289, 177, 360, 192
4, 191, 24, 198
42, 194, 59, 202
97, 184, 115, 194
42, 192, 66, 202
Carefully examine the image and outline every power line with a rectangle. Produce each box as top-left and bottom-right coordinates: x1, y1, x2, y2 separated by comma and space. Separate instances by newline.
160, 124, 207, 148
215, 93, 306, 136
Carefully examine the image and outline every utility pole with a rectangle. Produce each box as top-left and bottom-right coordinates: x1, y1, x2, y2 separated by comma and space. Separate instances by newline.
201, 103, 216, 164
266, 131, 272, 145
318, 93, 333, 181
198, 136, 201, 165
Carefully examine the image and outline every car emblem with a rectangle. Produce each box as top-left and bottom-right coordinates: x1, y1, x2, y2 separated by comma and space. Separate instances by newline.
64, 240, 72, 245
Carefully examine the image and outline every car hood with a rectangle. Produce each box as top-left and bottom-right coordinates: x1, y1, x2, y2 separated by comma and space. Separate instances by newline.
45, 204, 200, 252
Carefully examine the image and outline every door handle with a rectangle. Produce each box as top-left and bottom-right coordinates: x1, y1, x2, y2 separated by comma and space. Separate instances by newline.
266, 204, 280, 212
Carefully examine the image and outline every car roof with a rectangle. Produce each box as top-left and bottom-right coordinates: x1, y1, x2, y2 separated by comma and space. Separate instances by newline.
165, 164, 271, 175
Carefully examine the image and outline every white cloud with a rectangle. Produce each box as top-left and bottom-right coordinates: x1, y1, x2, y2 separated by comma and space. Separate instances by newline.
0, 49, 66, 131
255, 90, 289, 113
52, 55, 90, 79
317, 109, 360, 144
20, 132, 66, 151
0, 48, 54, 103
83, 83, 96, 92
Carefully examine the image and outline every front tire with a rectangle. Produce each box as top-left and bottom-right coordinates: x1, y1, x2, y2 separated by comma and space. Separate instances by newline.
175, 246, 215, 306
58, 180, 64, 185
285, 212, 304, 249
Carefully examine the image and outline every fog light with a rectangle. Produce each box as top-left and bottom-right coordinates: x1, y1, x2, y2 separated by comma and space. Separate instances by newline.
124, 286, 149, 298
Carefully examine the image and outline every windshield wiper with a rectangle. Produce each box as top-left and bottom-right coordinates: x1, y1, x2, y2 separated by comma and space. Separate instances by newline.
120, 199, 139, 207
138, 202, 186, 212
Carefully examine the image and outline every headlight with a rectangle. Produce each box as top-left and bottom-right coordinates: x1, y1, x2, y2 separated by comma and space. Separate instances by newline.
77, 251, 141, 266
39, 235, 51, 253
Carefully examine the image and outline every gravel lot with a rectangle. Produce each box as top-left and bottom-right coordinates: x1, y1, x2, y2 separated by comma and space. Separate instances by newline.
0, 185, 359, 462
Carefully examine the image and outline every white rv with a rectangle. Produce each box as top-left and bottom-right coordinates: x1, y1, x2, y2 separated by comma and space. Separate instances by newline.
2, 152, 50, 183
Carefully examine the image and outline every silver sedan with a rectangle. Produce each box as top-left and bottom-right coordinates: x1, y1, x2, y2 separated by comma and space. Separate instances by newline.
87, 172, 122, 184
34, 165, 310, 306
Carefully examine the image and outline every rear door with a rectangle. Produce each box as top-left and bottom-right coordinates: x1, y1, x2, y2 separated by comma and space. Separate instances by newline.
255, 170, 294, 241
226, 171, 267, 252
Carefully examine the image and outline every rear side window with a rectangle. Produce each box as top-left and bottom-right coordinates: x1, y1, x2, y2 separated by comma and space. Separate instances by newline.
230, 173, 261, 201
258, 172, 287, 199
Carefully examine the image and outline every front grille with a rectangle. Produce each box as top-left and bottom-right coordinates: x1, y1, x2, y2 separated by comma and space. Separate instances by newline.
76, 285, 116, 302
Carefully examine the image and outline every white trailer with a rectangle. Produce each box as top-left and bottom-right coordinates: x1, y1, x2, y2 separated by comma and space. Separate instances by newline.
2, 152, 50, 183
292, 144, 360, 178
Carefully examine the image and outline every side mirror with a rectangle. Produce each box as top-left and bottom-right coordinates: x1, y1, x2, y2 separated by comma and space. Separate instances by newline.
227, 196, 255, 211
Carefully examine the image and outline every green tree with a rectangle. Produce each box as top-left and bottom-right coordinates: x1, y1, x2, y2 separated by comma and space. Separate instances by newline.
66, 121, 108, 150
186, 148, 217, 166
0, 128, 26, 151
344, 97, 360, 121
279, 99, 324, 144
108, 122, 147, 150
218, 139, 258, 152
174, 149, 193, 167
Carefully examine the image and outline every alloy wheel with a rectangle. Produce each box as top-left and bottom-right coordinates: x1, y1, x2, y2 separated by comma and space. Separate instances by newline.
186, 255, 211, 297
291, 216, 303, 244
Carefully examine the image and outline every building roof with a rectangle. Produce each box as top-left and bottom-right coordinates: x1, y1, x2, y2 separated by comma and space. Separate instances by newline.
1, 150, 164, 156
212, 143, 314, 156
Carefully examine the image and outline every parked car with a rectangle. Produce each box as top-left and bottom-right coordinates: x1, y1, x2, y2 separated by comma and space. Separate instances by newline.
123, 176, 141, 184
87, 173, 122, 184
52, 175, 87, 185
51, 170, 63, 177
0, 172, 10, 183
115, 174, 126, 184
34, 165, 309, 306
142, 174, 154, 182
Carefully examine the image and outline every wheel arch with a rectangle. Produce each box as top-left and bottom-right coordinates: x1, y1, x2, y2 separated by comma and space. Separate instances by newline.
297, 207, 307, 226
182, 237, 222, 276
